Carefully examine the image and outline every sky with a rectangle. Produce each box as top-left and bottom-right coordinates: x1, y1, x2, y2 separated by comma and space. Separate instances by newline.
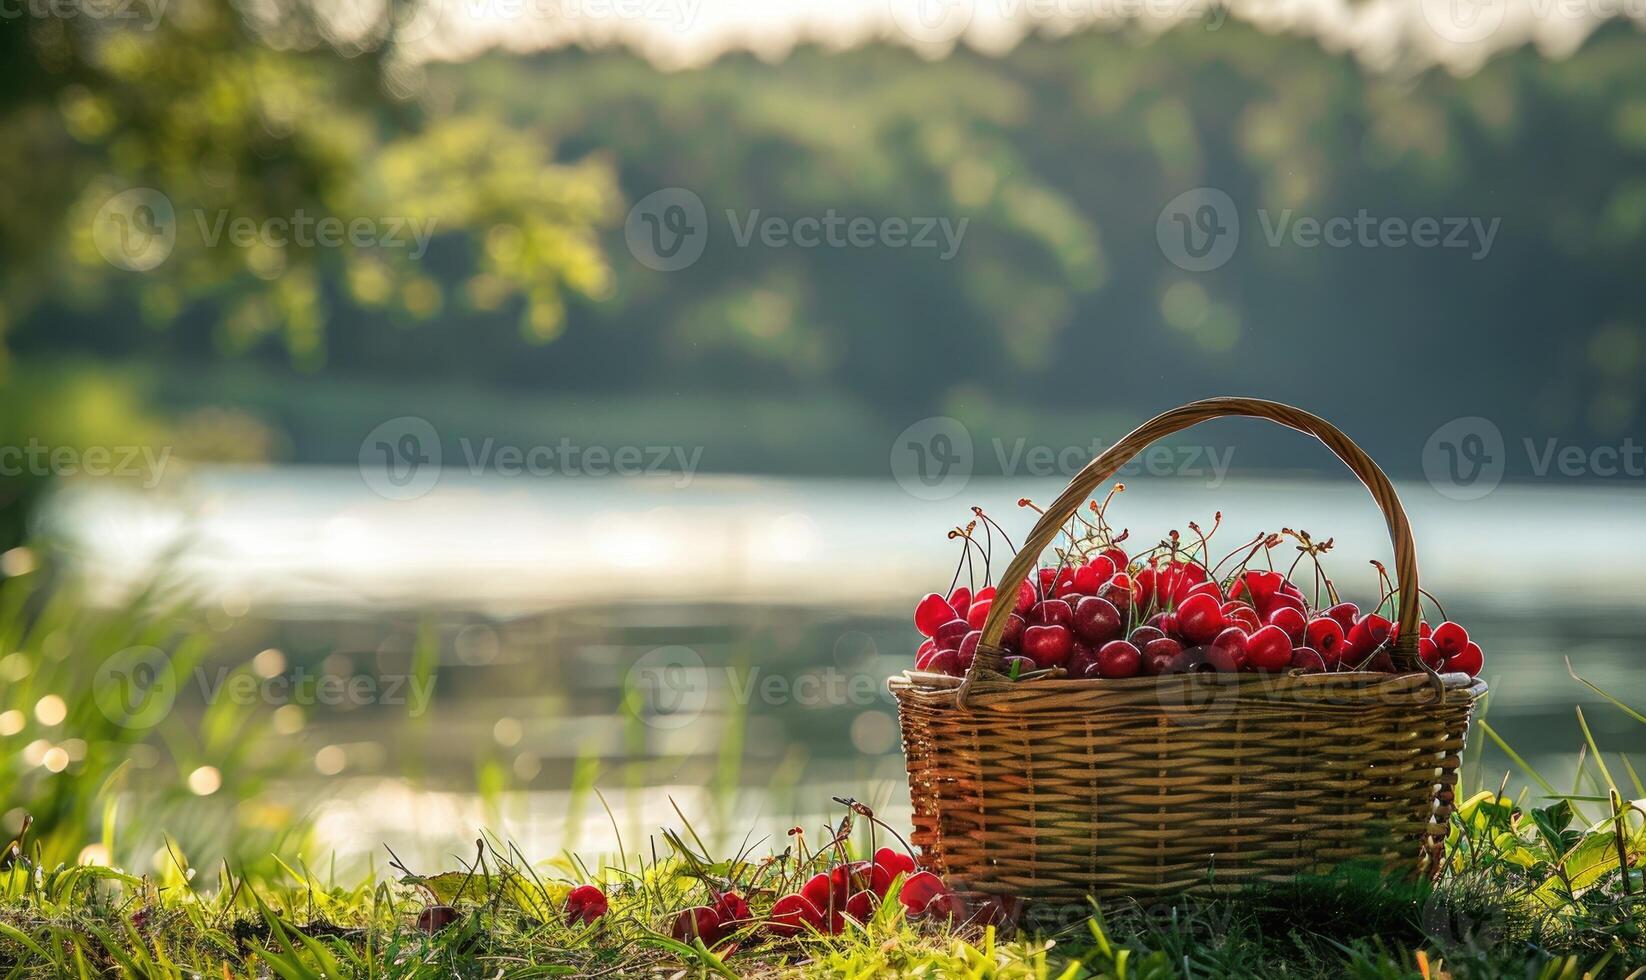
382, 0, 1646, 72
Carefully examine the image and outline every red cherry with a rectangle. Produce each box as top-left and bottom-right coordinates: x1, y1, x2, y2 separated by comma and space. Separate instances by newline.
1142, 650, 1176, 675
1290, 646, 1326, 673
1099, 547, 1128, 572
1084, 555, 1117, 582
1207, 626, 1249, 672
1001, 613, 1027, 647
1220, 601, 1262, 633
1176, 592, 1225, 645
923, 648, 961, 676
1418, 636, 1444, 670
1267, 606, 1307, 643
1096, 639, 1143, 678
974, 585, 996, 602
1177, 579, 1224, 605
914, 593, 957, 637
713, 892, 751, 928
1229, 570, 1283, 605
1021, 624, 1073, 667
1347, 613, 1392, 654
1142, 636, 1183, 664
768, 894, 824, 936
869, 848, 917, 898
1447, 641, 1484, 677
844, 891, 874, 924
1324, 602, 1359, 633
947, 587, 972, 619
1147, 611, 1179, 636
1068, 640, 1099, 677
1432, 621, 1469, 657
800, 872, 836, 911
966, 599, 991, 630
1014, 580, 1036, 614
1072, 595, 1124, 645
914, 639, 936, 669
1098, 573, 1137, 610
1245, 625, 1293, 672
956, 631, 982, 670
1304, 617, 1346, 663
1127, 625, 1166, 647
933, 619, 970, 651
898, 871, 949, 916
1031, 599, 1073, 628
1259, 590, 1307, 621
1134, 565, 1162, 607
565, 884, 608, 924
1056, 563, 1103, 598
671, 905, 724, 945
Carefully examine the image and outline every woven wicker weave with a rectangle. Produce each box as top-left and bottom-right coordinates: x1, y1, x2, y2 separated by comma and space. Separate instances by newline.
890, 397, 1486, 902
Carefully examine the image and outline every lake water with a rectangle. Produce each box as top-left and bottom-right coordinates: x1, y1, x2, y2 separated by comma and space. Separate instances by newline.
40, 468, 1646, 869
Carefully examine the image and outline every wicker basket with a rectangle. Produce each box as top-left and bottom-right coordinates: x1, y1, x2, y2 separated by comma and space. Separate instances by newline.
890, 397, 1486, 903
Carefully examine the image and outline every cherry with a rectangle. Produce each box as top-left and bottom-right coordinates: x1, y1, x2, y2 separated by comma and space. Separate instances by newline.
1447, 640, 1484, 677
899, 871, 949, 917
1013, 580, 1037, 614
1096, 639, 1143, 678
1290, 646, 1327, 673
914, 594, 958, 637
1068, 640, 1099, 677
1207, 626, 1249, 672
1176, 592, 1225, 645
1022, 624, 1073, 667
1178, 579, 1224, 605
1245, 624, 1293, 672
914, 639, 936, 669
1001, 613, 1027, 646
1143, 636, 1183, 664
1432, 621, 1469, 658
933, 618, 970, 651
973, 585, 996, 602
1229, 570, 1283, 605
1267, 606, 1307, 643
923, 648, 961, 675
1345, 613, 1392, 657
966, 599, 991, 630
1260, 590, 1307, 621
1304, 617, 1346, 663
671, 905, 724, 945
844, 890, 874, 924
1143, 649, 1177, 675
1128, 625, 1166, 647
565, 884, 608, 925
1418, 636, 1444, 670
1324, 602, 1360, 633
1220, 601, 1262, 633
957, 630, 982, 670
1072, 595, 1124, 645
1031, 598, 1073, 628
768, 894, 824, 937
869, 848, 917, 898
1085, 554, 1117, 581
1099, 546, 1129, 572
1134, 565, 1163, 607
713, 892, 751, 928
1098, 573, 1138, 610
947, 587, 972, 619
1056, 563, 1104, 598
1147, 611, 1179, 636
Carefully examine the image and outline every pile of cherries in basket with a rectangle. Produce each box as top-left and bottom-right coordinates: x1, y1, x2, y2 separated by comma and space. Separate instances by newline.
911, 497, 1485, 681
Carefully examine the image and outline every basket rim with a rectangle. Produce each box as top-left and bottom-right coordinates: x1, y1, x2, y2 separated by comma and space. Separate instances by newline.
888, 667, 1487, 710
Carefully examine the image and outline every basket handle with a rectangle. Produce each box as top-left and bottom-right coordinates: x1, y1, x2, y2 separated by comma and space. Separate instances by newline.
973, 397, 1421, 680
